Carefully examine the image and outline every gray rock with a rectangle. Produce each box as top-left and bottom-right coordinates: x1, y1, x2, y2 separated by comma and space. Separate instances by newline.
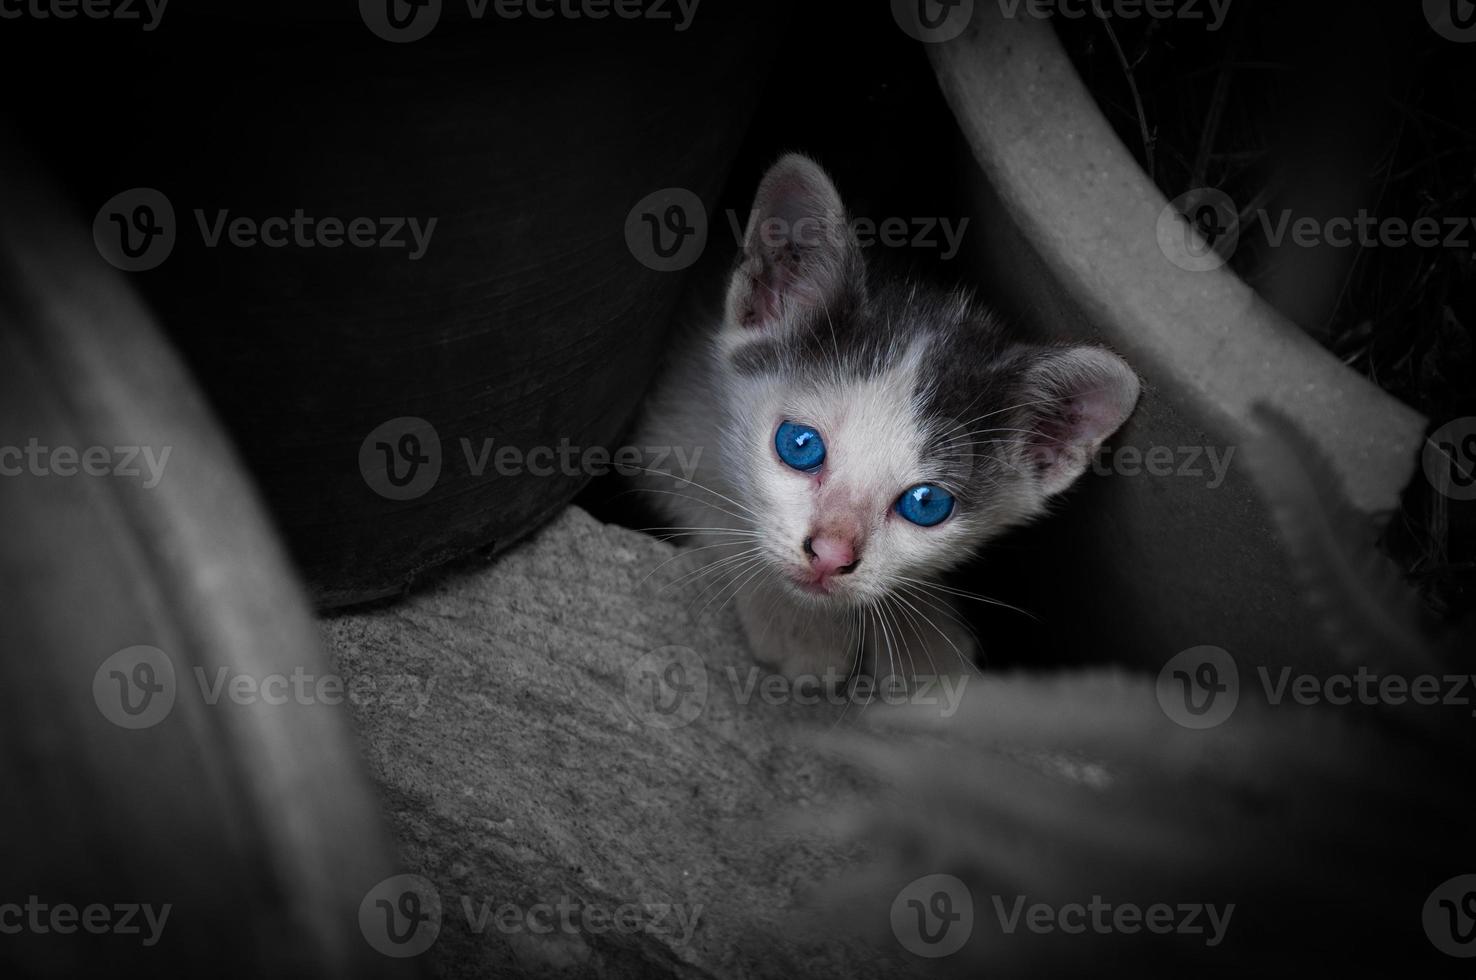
320, 506, 906, 979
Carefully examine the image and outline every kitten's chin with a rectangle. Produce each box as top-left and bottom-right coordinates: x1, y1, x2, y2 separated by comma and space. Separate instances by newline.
790, 576, 833, 597
783, 571, 863, 606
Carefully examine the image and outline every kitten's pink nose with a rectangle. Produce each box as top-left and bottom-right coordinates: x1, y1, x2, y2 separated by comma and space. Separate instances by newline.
803, 535, 860, 578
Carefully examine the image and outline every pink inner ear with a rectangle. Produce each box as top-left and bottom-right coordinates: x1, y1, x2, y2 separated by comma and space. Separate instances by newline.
729, 154, 848, 332
1060, 388, 1126, 449
738, 259, 796, 329
1029, 396, 1106, 467
1021, 349, 1141, 494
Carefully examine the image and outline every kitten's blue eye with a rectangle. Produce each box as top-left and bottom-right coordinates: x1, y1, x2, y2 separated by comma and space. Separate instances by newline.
775, 421, 826, 472
896, 484, 955, 527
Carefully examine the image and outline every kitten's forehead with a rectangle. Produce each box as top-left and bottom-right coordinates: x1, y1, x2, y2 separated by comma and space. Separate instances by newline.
728, 278, 1026, 480
786, 346, 930, 472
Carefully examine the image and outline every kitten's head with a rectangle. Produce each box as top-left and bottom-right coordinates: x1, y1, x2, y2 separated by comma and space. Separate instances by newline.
714, 154, 1140, 606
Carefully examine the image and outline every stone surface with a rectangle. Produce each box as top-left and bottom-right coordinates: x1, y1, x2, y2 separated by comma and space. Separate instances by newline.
320, 506, 911, 979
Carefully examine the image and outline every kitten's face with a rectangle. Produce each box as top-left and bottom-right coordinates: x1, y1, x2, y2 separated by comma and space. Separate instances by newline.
732, 355, 976, 605
717, 155, 1140, 608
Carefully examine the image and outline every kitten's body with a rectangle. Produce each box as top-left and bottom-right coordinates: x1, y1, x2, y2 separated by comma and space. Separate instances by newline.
635, 155, 1139, 681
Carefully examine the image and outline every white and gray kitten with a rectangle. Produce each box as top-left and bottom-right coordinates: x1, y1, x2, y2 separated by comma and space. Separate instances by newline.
635, 154, 1140, 681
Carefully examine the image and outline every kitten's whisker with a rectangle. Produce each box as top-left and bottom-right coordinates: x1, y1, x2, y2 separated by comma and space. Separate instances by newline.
890, 586, 973, 675
831, 607, 866, 730
698, 557, 770, 623
878, 595, 919, 683
688, 553, 765, 619
963, 426, 1073, 446
641, 526, 762, 537
624, 467, 764, 522
948, 387, 1115, 432
895, 581, 986, 669
711, 562, 774, 623
883, 591, 935, 678
936, 450, 1029, 477
625, 487, 757, 529
641, 541, 758, 587
896, 575, 1041, 623
755, 579, 787, 656
660, 547, 764, 594
872, 596, 899, 692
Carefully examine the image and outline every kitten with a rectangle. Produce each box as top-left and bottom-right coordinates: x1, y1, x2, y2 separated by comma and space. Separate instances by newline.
635, 154, 1140, 682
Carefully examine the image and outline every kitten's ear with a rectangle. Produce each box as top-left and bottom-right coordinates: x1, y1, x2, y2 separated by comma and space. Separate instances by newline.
725, 154, 860, 333
1014, 346, 1141, 497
